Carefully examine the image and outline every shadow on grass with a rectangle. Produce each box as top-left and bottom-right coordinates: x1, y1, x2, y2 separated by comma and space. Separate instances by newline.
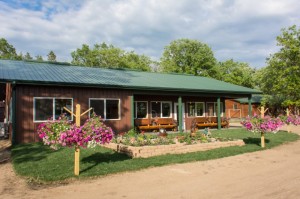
12, 142, 57, 163
243, 137, 270, 146
80, 152, 131, 173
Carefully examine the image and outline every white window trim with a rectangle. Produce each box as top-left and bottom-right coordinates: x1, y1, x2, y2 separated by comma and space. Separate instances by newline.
89, 98, 121, 120
33, 97, 73, 122
161, 101, 172, 118
135, 101, 148, 119
195, 102, 205, 117
150, 101, 172, 118
187, 102, 205, 118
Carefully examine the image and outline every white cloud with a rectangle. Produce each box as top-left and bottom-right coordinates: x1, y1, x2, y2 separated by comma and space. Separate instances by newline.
0, 0, 300, 67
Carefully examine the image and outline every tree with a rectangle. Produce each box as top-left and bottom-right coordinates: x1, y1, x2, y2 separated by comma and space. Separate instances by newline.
47, 50, 57, 62
23, 52, 33, 60
122, 52, 152, 71
217, 59, 256, 88
159, 39, 218, 78
0, 38, 20, 60
71, 43, 152, 71
259, 25, 300, 110
258, 25, 300, 114
36, 55, 44, 61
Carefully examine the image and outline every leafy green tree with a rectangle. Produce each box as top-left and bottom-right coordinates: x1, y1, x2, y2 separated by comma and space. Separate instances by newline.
159, 39, 218, 78
71, 43, 152, 71
218, 59, 256, 88
36, 55, 44, 61
260, 25, 300, 101
258, 25, 300, 114
47, 50, 57, 62
0, 38, 20, 60
23, 52, 33, 60
122, 52, 152, 71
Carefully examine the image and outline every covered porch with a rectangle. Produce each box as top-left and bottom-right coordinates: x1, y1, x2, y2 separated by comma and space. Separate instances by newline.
130, 93, 254, 133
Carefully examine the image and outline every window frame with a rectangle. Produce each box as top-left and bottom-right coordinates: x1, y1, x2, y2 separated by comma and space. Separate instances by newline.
233, 103, 238, 110
150, 101, 172, 118
134, 101, 148, 119
187, 102, 205, 117
89, 98, 121, 120
206, 102, 224, 117
33, 97, 73, 122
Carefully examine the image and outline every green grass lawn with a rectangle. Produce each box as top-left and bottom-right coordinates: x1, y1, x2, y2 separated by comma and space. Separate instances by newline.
11, 129, 299, 183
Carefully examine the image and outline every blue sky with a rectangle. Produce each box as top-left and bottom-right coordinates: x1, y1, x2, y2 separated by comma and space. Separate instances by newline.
0, 0, 299, 68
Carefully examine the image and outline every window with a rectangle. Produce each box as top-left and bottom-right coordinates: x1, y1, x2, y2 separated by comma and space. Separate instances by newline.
34, 98, 73, 122
188, 102, 205, 117
89, 98, 120, 120
90, 99, 104, 118
207, 102, 224, 117
162, 102, 171, 117
55, 99, 72, 119
151, 101, 172, 118
135, 101, 148, 118
233, 103, 238, 110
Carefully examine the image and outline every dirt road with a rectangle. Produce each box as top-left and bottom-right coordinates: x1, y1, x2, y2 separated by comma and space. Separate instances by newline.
1, 125, 300, 199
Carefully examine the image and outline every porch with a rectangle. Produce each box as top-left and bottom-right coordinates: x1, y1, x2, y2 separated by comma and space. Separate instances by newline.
130, 94, 253, 133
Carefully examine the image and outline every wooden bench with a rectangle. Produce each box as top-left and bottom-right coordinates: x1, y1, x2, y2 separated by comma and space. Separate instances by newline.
135, 118, 177, 132
192, 117, 229, 129
156, 118, 177, 131
209, 117, 229, 128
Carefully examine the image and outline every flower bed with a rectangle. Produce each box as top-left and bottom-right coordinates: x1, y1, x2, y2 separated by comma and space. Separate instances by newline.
104, 139, 245, 158
107, 130, 245, 158
112, 130, 235, 146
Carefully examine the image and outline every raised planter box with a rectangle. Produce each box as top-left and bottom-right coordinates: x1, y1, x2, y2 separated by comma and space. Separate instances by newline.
104, 139, 245, 158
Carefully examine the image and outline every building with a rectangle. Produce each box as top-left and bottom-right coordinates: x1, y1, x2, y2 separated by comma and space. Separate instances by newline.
225, 95, 262, 118
0, 60, 261, 144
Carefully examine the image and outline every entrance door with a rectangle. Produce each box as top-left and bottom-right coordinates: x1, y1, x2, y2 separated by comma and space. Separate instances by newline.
174, 103, 185, 131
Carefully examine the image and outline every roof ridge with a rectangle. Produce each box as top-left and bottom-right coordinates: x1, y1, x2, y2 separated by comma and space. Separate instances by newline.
25, 59, 71, 66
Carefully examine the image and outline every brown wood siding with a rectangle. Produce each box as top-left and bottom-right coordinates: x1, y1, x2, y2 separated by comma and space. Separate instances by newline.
5, 83, 12, 142
225, 99, 259, 118
15, 85, 132, 143
0, 101, 4, 122
0, 83, 5, 122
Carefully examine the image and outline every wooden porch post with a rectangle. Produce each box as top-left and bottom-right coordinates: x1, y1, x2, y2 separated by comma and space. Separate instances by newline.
248, 95, 252, 116
178, 96, 182, 133
217, 97, 221, 130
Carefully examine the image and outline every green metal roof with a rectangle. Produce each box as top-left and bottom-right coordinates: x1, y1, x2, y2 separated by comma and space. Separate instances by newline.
235, 95, 263, 104
0, 60, 262, 95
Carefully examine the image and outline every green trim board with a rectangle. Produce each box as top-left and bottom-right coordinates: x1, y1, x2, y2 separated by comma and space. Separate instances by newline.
0, 60, 262, 95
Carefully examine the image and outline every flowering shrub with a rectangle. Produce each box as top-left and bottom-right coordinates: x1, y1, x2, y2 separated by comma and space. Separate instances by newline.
112, 129, 234, 146
241, 115, 284, 134
113, 129, 175, 146
38, 114, 113, 150
279, 114, 300, 126
37, 115, 71, 150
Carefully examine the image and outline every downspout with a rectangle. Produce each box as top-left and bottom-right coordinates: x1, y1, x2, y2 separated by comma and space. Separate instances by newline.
11, 81, 16, 145
217, 97, 221, 130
